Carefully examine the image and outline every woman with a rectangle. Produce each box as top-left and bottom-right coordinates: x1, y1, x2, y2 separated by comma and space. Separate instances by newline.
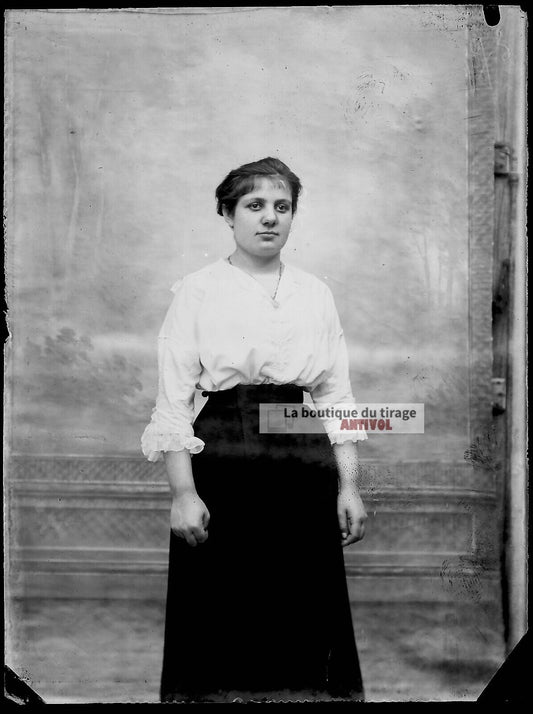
141, 157, 368, 703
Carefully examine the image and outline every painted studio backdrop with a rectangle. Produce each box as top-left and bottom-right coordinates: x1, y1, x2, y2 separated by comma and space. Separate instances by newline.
9, 6, 469, 460
6, 6, 526, 703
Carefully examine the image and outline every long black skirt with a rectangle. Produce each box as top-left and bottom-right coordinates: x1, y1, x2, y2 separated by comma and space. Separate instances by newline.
160, 384, 364, 702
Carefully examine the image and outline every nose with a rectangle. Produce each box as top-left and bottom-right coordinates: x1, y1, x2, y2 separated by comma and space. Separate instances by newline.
261, 204, 278, 226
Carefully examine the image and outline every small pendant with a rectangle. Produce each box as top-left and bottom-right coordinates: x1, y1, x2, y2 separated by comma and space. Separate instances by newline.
272, 299, 280, 308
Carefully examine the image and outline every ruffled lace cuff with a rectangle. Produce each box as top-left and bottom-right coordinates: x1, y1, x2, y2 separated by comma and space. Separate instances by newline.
141, 426, 205, 462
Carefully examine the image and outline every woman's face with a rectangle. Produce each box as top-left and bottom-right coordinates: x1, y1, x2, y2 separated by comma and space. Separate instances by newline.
224, 177, 293, 260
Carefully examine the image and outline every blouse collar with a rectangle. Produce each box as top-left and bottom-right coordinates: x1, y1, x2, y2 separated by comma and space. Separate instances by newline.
218, 256, 299, 302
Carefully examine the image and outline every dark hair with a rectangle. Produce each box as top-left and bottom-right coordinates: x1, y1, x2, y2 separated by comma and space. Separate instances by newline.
215, 157, 302, 217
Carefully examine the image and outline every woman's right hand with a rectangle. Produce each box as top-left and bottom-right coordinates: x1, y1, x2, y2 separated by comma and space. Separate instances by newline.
170, 491, 210, 547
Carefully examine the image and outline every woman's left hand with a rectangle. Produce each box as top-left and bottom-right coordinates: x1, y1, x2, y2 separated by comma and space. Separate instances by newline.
337, 486, 367, 547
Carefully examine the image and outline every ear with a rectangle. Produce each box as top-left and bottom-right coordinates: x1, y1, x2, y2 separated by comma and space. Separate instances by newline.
221, 205, 234, 228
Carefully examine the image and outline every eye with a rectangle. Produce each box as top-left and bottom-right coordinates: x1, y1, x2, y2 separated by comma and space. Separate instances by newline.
248, 201, 262, 210
276, 203, 290, 213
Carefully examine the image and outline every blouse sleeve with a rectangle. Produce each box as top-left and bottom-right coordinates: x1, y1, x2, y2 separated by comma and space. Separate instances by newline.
141, 276, 206, 462
309, 284, 368, 445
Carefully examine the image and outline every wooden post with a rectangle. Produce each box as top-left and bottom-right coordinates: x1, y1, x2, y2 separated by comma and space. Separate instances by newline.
491, 8, 528, 654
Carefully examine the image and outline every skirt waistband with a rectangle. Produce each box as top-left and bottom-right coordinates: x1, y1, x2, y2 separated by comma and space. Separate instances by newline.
201, 384, 304, 405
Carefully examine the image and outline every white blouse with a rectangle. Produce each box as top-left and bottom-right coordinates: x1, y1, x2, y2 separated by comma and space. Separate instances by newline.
141, 258, 367, 462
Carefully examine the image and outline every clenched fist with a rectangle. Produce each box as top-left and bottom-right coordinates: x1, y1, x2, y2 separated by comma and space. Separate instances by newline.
171, 491, 210, 547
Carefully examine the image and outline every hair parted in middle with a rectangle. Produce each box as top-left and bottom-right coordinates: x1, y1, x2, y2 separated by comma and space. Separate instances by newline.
215, 157, 302, 218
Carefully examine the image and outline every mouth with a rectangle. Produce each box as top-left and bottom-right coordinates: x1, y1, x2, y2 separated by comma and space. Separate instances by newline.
257, 231, 279, 237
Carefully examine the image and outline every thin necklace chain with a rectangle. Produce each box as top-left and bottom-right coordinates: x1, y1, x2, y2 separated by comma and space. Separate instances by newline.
227, 255, 284, 302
